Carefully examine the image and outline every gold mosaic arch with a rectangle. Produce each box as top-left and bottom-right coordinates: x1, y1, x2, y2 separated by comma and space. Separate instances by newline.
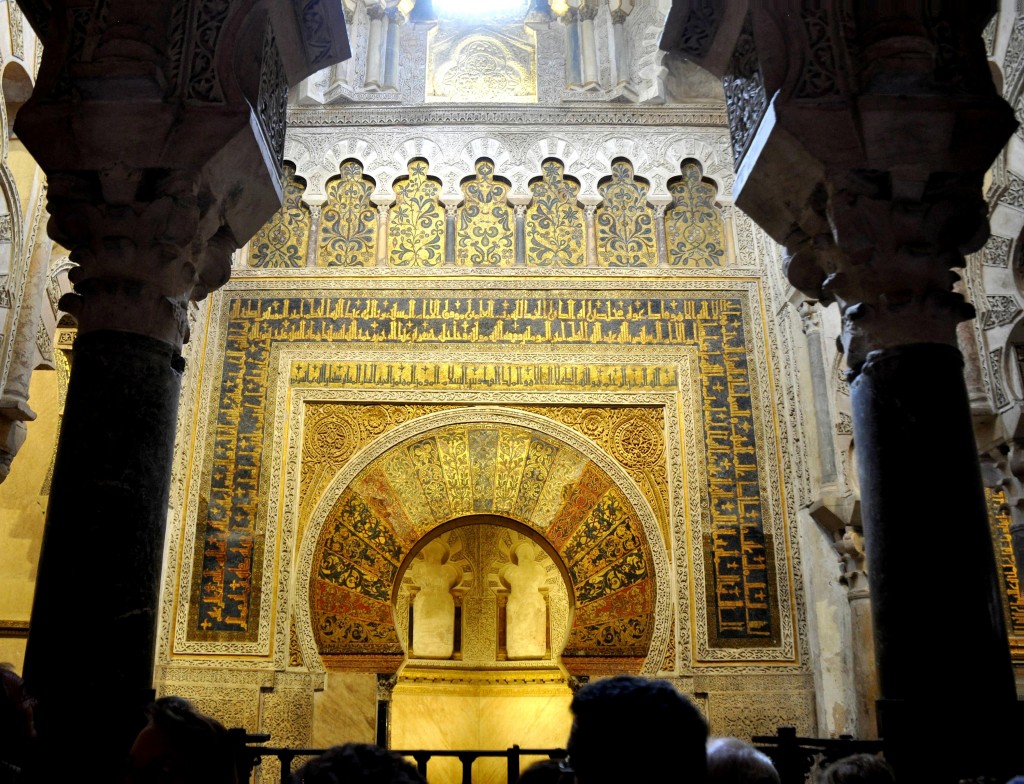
295, 407, 671, 675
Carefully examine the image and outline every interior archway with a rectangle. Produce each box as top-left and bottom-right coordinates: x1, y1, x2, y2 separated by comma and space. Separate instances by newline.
388, 516, 574, 779
300, 407, 670, 678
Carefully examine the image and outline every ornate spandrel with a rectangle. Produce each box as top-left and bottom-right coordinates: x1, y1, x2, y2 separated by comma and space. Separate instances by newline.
248, 164, 311, 268
596, 159, 656, 267
389, 160, 445, 267
526, 160, 585, 268
666, 161, 726, 267
456, 159, 514, 268
318, 160, 377, 267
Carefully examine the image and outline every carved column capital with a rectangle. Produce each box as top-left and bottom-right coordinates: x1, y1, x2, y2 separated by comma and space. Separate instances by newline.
578, 3, 600, 22
835, 525, 869, 600
47, 168, 233, 349
783, 174, 981, 371
15, 0, 351, 349
665, 5, 1015, 375
796, 298, 822, 335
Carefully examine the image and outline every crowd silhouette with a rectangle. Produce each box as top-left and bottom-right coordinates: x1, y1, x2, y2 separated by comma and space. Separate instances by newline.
3, 664, 1013, 784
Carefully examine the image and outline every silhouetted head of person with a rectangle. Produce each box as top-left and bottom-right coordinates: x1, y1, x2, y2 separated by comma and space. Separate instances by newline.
566, 675, 708, 784
125, 696, 238, 784
516, 758, 566, 784
292, 743, 426, 784
0, 664, 36, 773
706, 736, 780, 784
818, 753, 895, 784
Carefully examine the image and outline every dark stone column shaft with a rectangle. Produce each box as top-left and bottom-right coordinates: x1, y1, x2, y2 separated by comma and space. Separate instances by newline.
851, 342, 1019, 780
23, 330, 183, 777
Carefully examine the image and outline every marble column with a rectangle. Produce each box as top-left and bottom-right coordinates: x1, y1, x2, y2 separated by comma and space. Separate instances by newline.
584, 205, 598, 267
652, 203, 668, 268
809, 496, 877, 740
383, 6, 406, 92
376, 203, 391, 267
513, 203, 528, 267
662, 3, 1021, 778
365, 4, 387, 90
578, 3, 600, 88
787, 190, 1018, 776
609, 8, 629, 87
10, 0, 349, 775
307, 204, 323, 267
445, 203, 458, 266
835, 524, 877, 739
563, 9, 583, 87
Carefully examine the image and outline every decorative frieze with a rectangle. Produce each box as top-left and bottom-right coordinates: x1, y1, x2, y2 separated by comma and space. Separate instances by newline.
288, 105, 728, 127
990, 347, 1011, 410
836, 412, 852, 436
9, 2, 23, 60
983, 235, 1012, 268
981, 296, 1023, 329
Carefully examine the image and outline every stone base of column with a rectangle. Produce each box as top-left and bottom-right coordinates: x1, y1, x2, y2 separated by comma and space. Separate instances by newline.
22, 330, 184, 778
852, 343, 1021, 780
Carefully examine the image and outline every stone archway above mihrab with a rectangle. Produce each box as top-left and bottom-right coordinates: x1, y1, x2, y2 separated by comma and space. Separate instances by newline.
301, 408, 670, 675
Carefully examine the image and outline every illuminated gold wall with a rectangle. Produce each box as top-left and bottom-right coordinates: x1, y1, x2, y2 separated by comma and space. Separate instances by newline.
154, 130, 820, 770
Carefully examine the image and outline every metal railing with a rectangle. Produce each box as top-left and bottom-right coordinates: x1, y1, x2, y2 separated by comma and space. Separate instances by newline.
234, 727, 884, 784
236, 742, 566, 784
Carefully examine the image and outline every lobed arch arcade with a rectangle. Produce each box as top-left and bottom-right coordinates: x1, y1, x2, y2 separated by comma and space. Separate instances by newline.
250, 150, 733, 270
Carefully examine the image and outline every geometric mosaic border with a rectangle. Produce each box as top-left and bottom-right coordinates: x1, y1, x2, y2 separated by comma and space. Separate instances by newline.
167, 276, 799, 673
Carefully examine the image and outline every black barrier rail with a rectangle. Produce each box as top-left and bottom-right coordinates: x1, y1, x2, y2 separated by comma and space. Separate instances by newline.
234, 742, 567, 784
752, 726, 886, 783
232, 727, 884, 784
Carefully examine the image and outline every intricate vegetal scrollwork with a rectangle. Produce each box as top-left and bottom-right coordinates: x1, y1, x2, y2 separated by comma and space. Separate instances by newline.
249, 165, 310, 268
596, 160, 656, 267
981, 296, 1023, 329
318, 161, 377, 267
983, 235, 1012, 268
258, 22, 289, 167
526, 160, 585, 268
672, 0, 722, 59
389, 160, 444, 267
456, 160, 514, 268
793, 8, 841, 99
666, 162, 725, 267
990, 347, 1010, 409
721, 16, 766, 165
186, 0, 231, 102
8, 3, 24, 60
297, 0, 337, 67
